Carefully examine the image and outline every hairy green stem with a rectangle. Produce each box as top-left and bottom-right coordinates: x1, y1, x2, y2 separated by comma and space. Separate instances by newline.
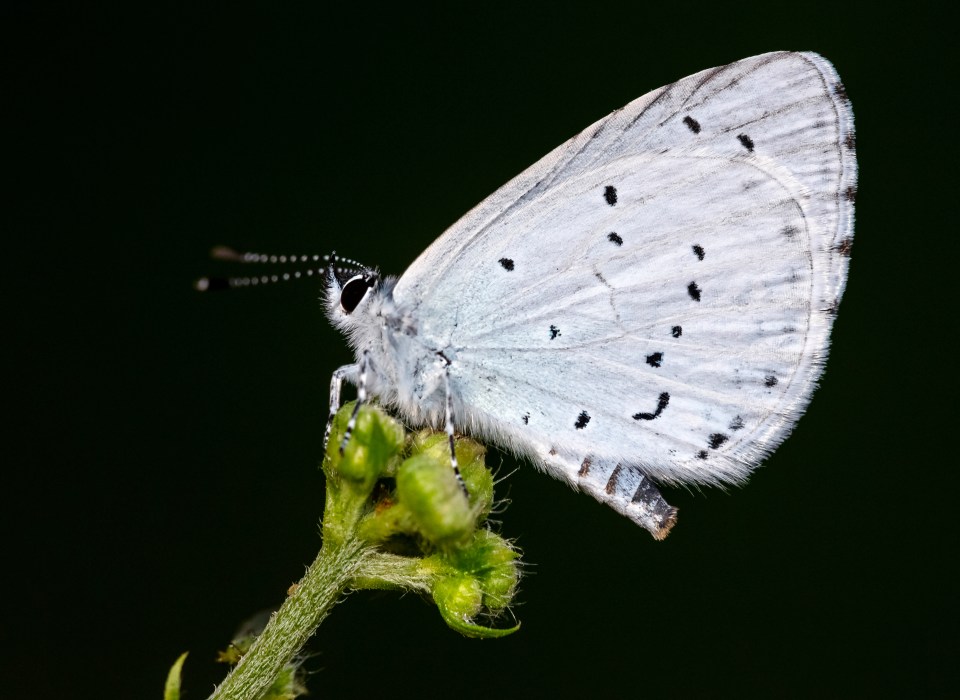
351, 551, 437, 591
209, 538, 371, 700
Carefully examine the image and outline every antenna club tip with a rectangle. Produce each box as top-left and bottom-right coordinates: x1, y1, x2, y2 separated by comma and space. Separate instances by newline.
210, 245, 243, 261
194, 277, 210, 292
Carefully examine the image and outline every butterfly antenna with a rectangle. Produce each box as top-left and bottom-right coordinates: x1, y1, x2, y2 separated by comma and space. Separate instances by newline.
194, 246, 330, 292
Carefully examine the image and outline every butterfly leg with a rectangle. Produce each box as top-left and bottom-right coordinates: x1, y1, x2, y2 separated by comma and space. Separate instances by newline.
336, 351, 371, 455
442, 365, 467, 494
323, 360, 361, 452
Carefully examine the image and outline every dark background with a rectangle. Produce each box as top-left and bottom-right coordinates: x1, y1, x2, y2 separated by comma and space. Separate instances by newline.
7, 3, 955, 698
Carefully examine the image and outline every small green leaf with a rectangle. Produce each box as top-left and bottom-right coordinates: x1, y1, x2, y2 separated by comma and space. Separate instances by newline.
163, 652, 188, 700
435, 599, 521, 639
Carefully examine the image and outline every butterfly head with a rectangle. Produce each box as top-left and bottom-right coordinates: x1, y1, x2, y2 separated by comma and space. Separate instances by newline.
323, 252, 383, 328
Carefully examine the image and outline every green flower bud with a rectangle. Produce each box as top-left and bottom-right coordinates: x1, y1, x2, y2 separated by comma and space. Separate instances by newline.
460, 455, 494, 521
323, 404, 406, 546
433, 575, 483, 620
481, 562, 518, 613
409, 431, 493, 520
433, 566, 521, 639
454, 530, 519, 611
326, 403, 405, 487
395, 453, 473, 546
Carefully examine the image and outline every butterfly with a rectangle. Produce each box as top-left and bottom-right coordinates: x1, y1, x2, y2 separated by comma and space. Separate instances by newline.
216, 51, 856, 539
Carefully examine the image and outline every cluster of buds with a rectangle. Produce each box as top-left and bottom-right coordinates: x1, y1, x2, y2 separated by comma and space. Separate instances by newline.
323, 404, 520, 637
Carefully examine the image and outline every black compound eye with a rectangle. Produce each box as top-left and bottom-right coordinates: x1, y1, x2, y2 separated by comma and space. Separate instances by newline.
339, 275, 372, 314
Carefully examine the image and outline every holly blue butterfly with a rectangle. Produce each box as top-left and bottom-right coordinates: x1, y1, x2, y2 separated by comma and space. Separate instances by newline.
211, 51, 856, 539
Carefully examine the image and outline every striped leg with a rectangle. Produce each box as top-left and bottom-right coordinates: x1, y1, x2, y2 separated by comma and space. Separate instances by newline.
338, 352, 370, 455
442, 368, 467, 494
323, 362, 359, 452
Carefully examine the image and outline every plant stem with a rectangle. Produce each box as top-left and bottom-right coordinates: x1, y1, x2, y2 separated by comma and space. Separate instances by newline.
209, 537, 371, 700
351, 551, 437, 591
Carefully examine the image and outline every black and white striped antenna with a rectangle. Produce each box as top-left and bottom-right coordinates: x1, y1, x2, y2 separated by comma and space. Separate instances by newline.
195, 246, 370, 292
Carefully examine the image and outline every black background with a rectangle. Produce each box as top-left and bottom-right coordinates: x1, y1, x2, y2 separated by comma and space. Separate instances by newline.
7, 3, 955, 698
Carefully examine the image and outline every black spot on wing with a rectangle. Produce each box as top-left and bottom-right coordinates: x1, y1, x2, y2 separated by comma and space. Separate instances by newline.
844, 131, 856, 151
845, 186, 857, 203
696, 450, 708, 460
708, 433, 728, 449
682, 115, 701, 133
764, 375, 778, 388
836, 238, 853, 256
692, 244, 705, 261
575, 411, 591, 429
645, 352, 664, 368
781, 225, 799, 238
633, 392, 669, 421
671, 325, 682, 338
687, 282, 702, 302
522, 413, 529, 425
608, 232, 623, 246
834, 82, 849, 101
549, 325, 561, 340
498, 258, 515, 271
729, 415, 744, 431
603, 185, 618, 206
737, 133, 755, 152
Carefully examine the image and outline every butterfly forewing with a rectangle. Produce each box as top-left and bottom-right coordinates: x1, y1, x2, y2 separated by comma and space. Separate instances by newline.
366, 51, 854, 533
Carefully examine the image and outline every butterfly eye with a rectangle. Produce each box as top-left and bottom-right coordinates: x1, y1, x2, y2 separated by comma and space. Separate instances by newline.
339, 275, 373, 314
